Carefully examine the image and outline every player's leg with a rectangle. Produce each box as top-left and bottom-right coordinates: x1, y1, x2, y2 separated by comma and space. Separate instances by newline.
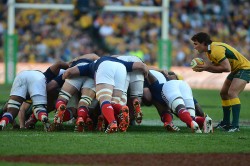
152, 100, 180, 132
18, 101, 32, 129
129, 80, 144, 124
193, 98, 206, 117
0, 96, 24, 130
54, 78, 80, 124
31, 96, 50, 132
162, 81, 201, 133
28, 72, 51, 131
95, 61, 118, 133
180, 81, 213, 133
96, 83, 116, 133
216, 78, 231, 130
75, 85, 95, 132
142, 87, 153, 106
228, 75, 248, 132
111, 64, 129, 132
112, 88, 129, 132
0, 72, 27, 130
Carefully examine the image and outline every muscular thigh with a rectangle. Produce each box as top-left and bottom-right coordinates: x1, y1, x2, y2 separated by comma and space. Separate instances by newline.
228, 78, 247, 98
220, 78, 231, 99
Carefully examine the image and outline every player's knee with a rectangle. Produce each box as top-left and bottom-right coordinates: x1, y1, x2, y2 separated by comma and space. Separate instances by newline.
79, 95, 93, 107
111, 97, 121, 104
187, 108, 196, 117
96, 89, 112, 102
7, 99, 22, 110
59, 90, 72, 101
171, 98, 185, 113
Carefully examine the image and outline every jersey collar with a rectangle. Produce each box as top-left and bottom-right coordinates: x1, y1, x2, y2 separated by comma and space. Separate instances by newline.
208, 44, 211, 54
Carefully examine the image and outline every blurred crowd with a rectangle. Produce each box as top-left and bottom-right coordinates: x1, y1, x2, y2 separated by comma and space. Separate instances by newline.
0, 0, 249, 66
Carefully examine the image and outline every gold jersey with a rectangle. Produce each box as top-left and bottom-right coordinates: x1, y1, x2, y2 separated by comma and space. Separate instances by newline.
206, 42, 250, 72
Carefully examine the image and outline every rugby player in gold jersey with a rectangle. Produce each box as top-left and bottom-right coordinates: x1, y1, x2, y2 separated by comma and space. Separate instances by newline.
191, 32, 250, 132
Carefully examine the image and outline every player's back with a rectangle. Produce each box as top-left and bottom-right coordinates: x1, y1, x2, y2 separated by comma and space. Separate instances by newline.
210, 42, 250, 71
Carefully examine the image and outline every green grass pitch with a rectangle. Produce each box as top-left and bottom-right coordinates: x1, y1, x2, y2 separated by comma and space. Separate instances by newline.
0, 84, 250, 156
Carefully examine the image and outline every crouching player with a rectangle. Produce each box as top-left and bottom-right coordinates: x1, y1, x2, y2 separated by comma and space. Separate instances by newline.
115, 55, 144, 125
0, 70, 50, 131
63, 56, 148, 133
145, 70, 213, 133
53, 54, 99, 132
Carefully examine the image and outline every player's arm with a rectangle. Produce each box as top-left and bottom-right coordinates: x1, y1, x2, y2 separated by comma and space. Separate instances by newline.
62, 66, 80, 80
145, 71, 158, 85
71, 53, 100, 62
18, 102, 32, 129
194, 59, 231, 73
132, 62, 149, 78
48, 61, 70, 76
148, 66, 169, 78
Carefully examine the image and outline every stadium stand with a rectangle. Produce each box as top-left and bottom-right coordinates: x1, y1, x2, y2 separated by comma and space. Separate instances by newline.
0, 0, 249, 66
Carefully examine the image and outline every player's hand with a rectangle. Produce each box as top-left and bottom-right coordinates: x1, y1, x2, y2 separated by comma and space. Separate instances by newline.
192, 64, 207, 72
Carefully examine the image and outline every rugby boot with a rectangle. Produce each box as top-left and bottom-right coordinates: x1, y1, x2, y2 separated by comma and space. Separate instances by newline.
215, 121, 230, 131
191, 121, 202, 133
203, 115, 213, 133
133, 99, 143, 124
0, 120, 6, 131
164, 122, 180, 132
118, 106, 130, 132
85, 117, 94, 131
105, 120, 118, 133
97, 115, 105, 132
25, 114, 38, 129
54, 103, 66, 124
41, 115, 51, 132
75, 117, 85, 132
228, 126, 240, 132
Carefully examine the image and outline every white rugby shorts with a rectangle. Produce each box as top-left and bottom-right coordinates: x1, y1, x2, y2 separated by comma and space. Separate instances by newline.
10, 70, 47, 104
162, 80, 195, 109
95, 61, 127, 91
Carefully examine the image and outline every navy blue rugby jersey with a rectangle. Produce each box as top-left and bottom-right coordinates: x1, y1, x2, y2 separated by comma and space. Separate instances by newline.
70, 58, 93, 67
94, 56, 134, 72
148, 80, 165, 104
52, 74, 64, 88
43, 67, 57, 83
78, 56, 135, 78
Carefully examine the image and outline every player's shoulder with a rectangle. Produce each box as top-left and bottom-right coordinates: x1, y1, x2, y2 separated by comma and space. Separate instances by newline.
211, 42, 227, 54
